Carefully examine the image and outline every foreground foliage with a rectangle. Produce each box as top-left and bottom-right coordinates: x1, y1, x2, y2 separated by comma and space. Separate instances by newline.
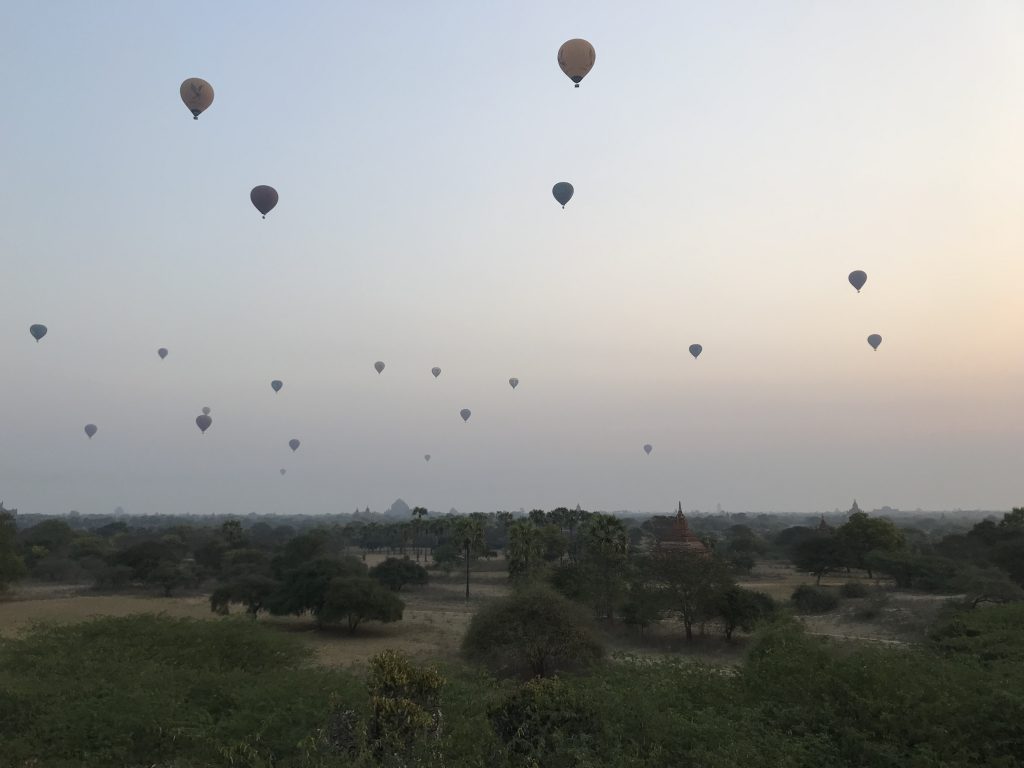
2, 607, 1024, 766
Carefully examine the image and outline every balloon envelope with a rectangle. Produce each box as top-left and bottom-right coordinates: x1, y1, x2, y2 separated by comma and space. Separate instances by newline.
157, 347, 168, 359
84, 424, 97, 439
424, 454, 431, 462
29, 324, 47, 342
431, 367, 441, 378
849, 270, 867, 292
557, 39, 596, 86
280, 468, 286, 475
509, 377, 519, 389
202, 407, 211, 415
867, 334, 882, 350
180, 78, 214, 119
250, 185, 278, 218
643, 444, 652, 455
271, 380, 283, 392
289, 439, 300, 452
688, 344, 703, 359
552, 182, 574, 208
196, 414, 212, 434
374, 361, 385, 374
460, 409, 471, 422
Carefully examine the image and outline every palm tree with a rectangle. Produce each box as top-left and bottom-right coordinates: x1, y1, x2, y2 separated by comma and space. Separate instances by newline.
410, 507, 428, 561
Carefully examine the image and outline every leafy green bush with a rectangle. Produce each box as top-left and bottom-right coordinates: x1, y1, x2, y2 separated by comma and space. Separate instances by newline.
790, 584, 839, 613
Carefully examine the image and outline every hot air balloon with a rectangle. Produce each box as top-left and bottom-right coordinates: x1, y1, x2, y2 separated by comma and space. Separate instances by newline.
867, 334, 882, 351
424, 454, 431, 462
29, 324, 47, 342
431, 367, 441, 378
84, 424, 97, 439
180, 78, 214, 119
557, 39, 596, 87
374, 361, 385, 374
849, 270, 867, 293
280, 468, 287, 476
271, 380, 283, 393
552, 182, 574, 208
460, 409, 471, 422
689, 344, 703, 359
509, 377, 519, 389
202, 407, 211, 415
289, 439, 300, 452
250, 185, 278, 218
158, 347, 168, 359
196, 414, 212, 434
643, 444, 652, 455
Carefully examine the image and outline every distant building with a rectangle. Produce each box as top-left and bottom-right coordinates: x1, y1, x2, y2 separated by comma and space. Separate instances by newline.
656, 502, 709, 556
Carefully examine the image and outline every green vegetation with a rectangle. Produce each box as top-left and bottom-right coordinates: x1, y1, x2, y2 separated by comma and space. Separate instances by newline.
790, 584, 840, 613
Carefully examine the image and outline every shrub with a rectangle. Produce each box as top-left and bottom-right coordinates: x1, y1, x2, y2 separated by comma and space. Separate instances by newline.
320, 576, 405, 632
790, 584, 839, 613
840, 581, 870, 598
462, 585, 604, 677
369, 557, 429, 591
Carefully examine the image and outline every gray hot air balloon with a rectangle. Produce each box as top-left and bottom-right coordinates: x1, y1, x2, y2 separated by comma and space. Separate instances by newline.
867, 334, 882, 351
460, 409, 471, 422
643, 444, 652, 455
689, 344, 703, 359
280, 468, 286, 475
84, 424, 98, 439
289, 438, 300, 452
250, 185, 278, 218
202, 406, 211, 416
180, 77, 214, 119
431, 367, 441, 378
271, 380, 283, 393
158, 347, 168, 359
557, 39, 596, 87
509, 377, 519, 389
196, 414, 212, 434
552, 182, 574, 208
374, 361, 385, 374
849, 270, 867, 293
29, 324, 47, 342
424, 454, 431, 462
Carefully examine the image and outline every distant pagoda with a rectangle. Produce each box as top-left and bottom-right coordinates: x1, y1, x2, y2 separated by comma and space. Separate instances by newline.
657, 502, 709, 555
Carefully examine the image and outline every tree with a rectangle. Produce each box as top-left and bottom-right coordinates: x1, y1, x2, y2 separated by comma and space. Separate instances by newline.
792, 534, 846, 585
267, 556, 366, 626
462, 585, 604, 677
577, 513, 630, 620
0, 507, 26, 592
365, 650, 444, 766
836, 511, 904, 578
369, 557, 429, 591
506, 519, 544, 583
319, 576, 405, 632
717, 585, 775, 640
410, 507, 428, 562
647, 551, 734, 640
452, 514, 486, 601
210, 574, 280, 618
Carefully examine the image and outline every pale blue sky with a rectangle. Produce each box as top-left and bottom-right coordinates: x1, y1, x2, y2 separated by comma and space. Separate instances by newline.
2, 2, 1023, 516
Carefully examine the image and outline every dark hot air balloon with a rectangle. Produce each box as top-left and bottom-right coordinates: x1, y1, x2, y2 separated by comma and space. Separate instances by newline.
202, 407, 211, 416
460, 409, 471, 422
689, 344, 703, 359
374, 361, 385, 374
867, 334, 882, 351
643, 444, 652, 455
424, 454, 431, 462
271, 380, 283, 393
29, 324, 47, 342
158, 347, 168, 359
431, 367, 441, 378
552, 182, 574, 208
84, 424, 97, 439
289, 439, 300, 452
196, 414, 212, 434
557, 39, 596, 87
280, 468, 287, 475
849, 270, 867, 292
180, 78, 214, 119
509, 377, 519, 389
250, 186, 278, 218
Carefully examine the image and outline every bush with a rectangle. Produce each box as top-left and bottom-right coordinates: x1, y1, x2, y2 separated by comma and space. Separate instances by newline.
462, 585, 604, 677
840, 581, 870, 598
790, 584, 839, 613
320, 576, 405, 632
369, 557, 429, 591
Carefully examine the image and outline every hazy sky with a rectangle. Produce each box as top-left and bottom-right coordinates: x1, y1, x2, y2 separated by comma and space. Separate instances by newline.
2, 2, 1023, 517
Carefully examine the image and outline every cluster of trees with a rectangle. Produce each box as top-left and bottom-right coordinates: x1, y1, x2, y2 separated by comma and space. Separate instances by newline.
782, 508, 1024, 607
